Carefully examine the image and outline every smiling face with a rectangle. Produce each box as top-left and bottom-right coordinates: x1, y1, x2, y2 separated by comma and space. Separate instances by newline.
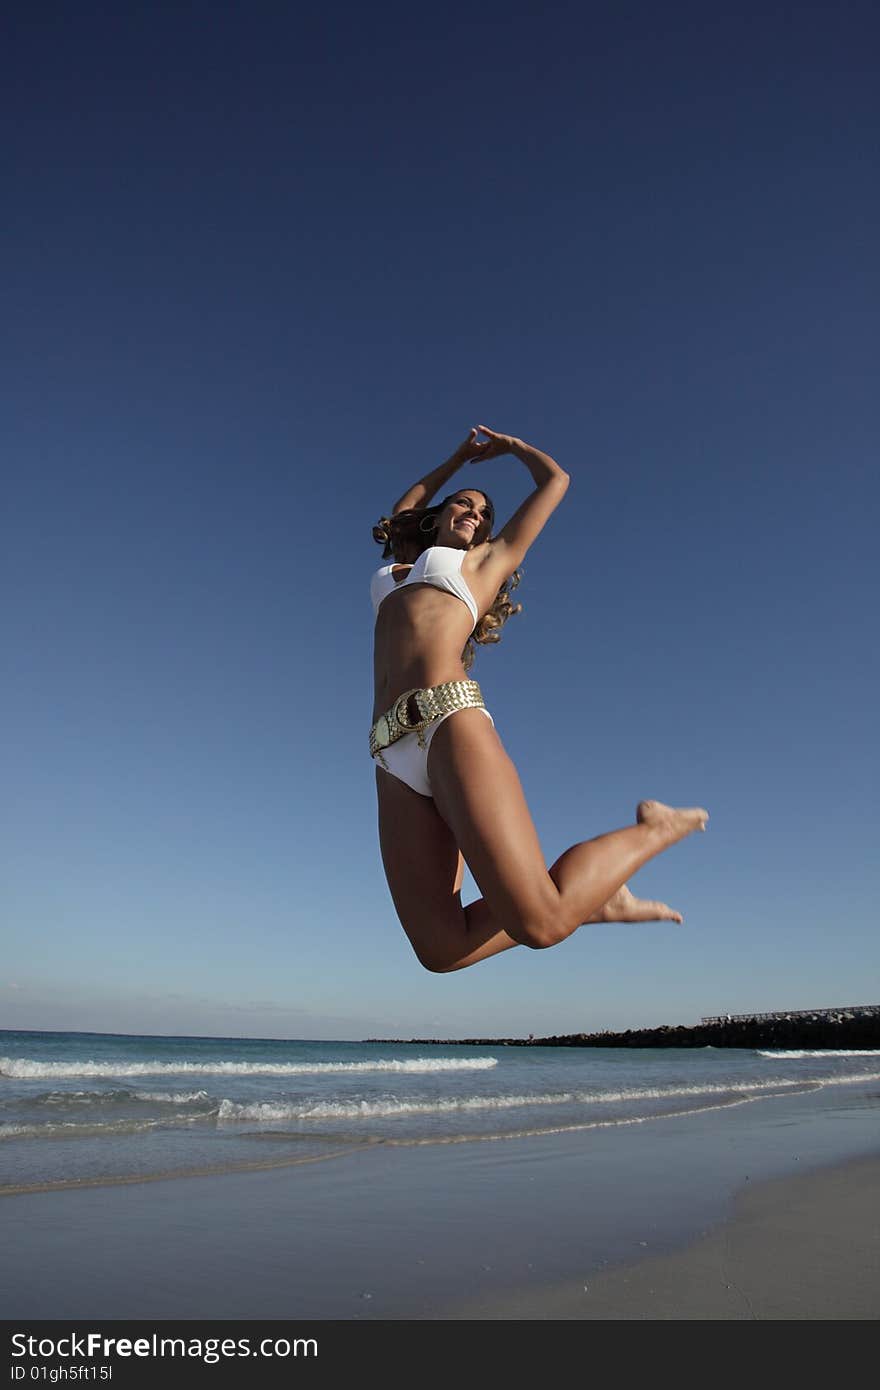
434, 491, 493, 549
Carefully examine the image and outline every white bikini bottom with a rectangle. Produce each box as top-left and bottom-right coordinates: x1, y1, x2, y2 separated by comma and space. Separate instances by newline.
375, 707, 495, 798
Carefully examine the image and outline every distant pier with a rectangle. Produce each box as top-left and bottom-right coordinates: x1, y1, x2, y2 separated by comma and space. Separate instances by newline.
700, 1004, 880, 1026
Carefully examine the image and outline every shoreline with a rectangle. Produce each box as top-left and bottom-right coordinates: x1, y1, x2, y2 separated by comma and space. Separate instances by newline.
3, 1091, 878, 1320
440, 1152, 880, 1320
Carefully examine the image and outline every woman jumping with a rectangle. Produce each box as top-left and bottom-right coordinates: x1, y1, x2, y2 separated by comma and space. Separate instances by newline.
370, 426, 708, 973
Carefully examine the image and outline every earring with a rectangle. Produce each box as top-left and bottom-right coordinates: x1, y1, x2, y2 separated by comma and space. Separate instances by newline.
418, 515, 438, 533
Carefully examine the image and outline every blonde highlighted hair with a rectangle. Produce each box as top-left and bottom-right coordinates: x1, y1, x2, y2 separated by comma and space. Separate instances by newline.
372, 492, 521, 671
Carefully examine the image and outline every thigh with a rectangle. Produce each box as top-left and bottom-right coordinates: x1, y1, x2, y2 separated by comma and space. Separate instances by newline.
426, 708, 557, 931
375, 765, 466, 964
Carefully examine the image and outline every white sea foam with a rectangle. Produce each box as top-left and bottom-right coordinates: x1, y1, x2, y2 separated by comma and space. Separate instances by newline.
215, 1077, 817, 1123
218, 1094, 564, 1121
19, 1088, 212, 1108
132, 1090, 211, 1104
757, 1049, 880, 1059
4, 1067, 878, 1145
0, 1056, 498, 1080
399, 1091, 791, 1147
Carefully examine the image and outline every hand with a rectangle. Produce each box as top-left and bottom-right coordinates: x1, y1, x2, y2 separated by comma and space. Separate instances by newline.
456, 425, 522, 464
451, 427, 484, 463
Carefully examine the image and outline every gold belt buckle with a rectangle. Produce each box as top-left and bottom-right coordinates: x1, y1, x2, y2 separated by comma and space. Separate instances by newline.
395, 688, 434, 747
371, 689, 425, 752
391, 688, 418, 730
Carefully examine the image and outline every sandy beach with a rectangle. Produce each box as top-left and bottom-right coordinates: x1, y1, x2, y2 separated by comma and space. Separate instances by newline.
442, 1153, 880, 1320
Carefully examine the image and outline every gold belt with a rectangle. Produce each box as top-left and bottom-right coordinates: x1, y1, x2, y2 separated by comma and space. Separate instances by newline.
370, 679, 485, 766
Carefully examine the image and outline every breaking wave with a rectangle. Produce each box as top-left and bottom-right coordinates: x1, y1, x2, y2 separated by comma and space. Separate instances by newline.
0, 1056, 498, 1080
757, 1049, 880, 1059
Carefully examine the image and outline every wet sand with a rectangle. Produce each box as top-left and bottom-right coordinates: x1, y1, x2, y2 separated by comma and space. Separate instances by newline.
2, 1106, 878, 1321
440, 1153, 880, 1320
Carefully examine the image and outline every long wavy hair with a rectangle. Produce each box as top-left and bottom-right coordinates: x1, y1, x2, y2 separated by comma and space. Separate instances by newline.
372, 490, 522, 672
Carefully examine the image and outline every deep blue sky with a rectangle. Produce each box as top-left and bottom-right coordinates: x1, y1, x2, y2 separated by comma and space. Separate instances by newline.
4, 1, 878, 1038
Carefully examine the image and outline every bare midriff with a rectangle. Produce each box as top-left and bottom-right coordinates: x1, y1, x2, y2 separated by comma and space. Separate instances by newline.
371, 575, 491, 723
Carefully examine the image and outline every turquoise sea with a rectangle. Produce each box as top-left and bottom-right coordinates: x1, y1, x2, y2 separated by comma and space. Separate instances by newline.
2, 1028, 879, 1193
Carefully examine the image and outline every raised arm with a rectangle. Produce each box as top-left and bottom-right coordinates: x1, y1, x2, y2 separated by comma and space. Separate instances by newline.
391, 430, 483, 514
474, 426, 570, 579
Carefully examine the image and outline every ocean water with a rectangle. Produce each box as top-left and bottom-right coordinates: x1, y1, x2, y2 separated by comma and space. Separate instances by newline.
2, 1029, 879, 1195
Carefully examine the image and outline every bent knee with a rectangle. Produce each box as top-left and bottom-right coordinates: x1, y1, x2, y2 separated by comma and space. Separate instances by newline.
407, 935, 456, 974
510, 909, 571, 951
420, 957, 453, 974
415, 949, 452, 974
523, 925, 570, 951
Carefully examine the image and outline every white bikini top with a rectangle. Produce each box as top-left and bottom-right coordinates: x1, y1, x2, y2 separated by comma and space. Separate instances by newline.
371, 545, 479, 631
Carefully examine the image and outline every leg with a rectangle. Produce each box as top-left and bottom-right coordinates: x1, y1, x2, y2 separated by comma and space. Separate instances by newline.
376, 766, 523, 972
426, 709, 707, 951
377, 760, 685, 970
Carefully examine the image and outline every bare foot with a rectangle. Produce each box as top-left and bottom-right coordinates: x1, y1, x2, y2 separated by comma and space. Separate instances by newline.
636, 799, 708, 846
596, 884, 683, 925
